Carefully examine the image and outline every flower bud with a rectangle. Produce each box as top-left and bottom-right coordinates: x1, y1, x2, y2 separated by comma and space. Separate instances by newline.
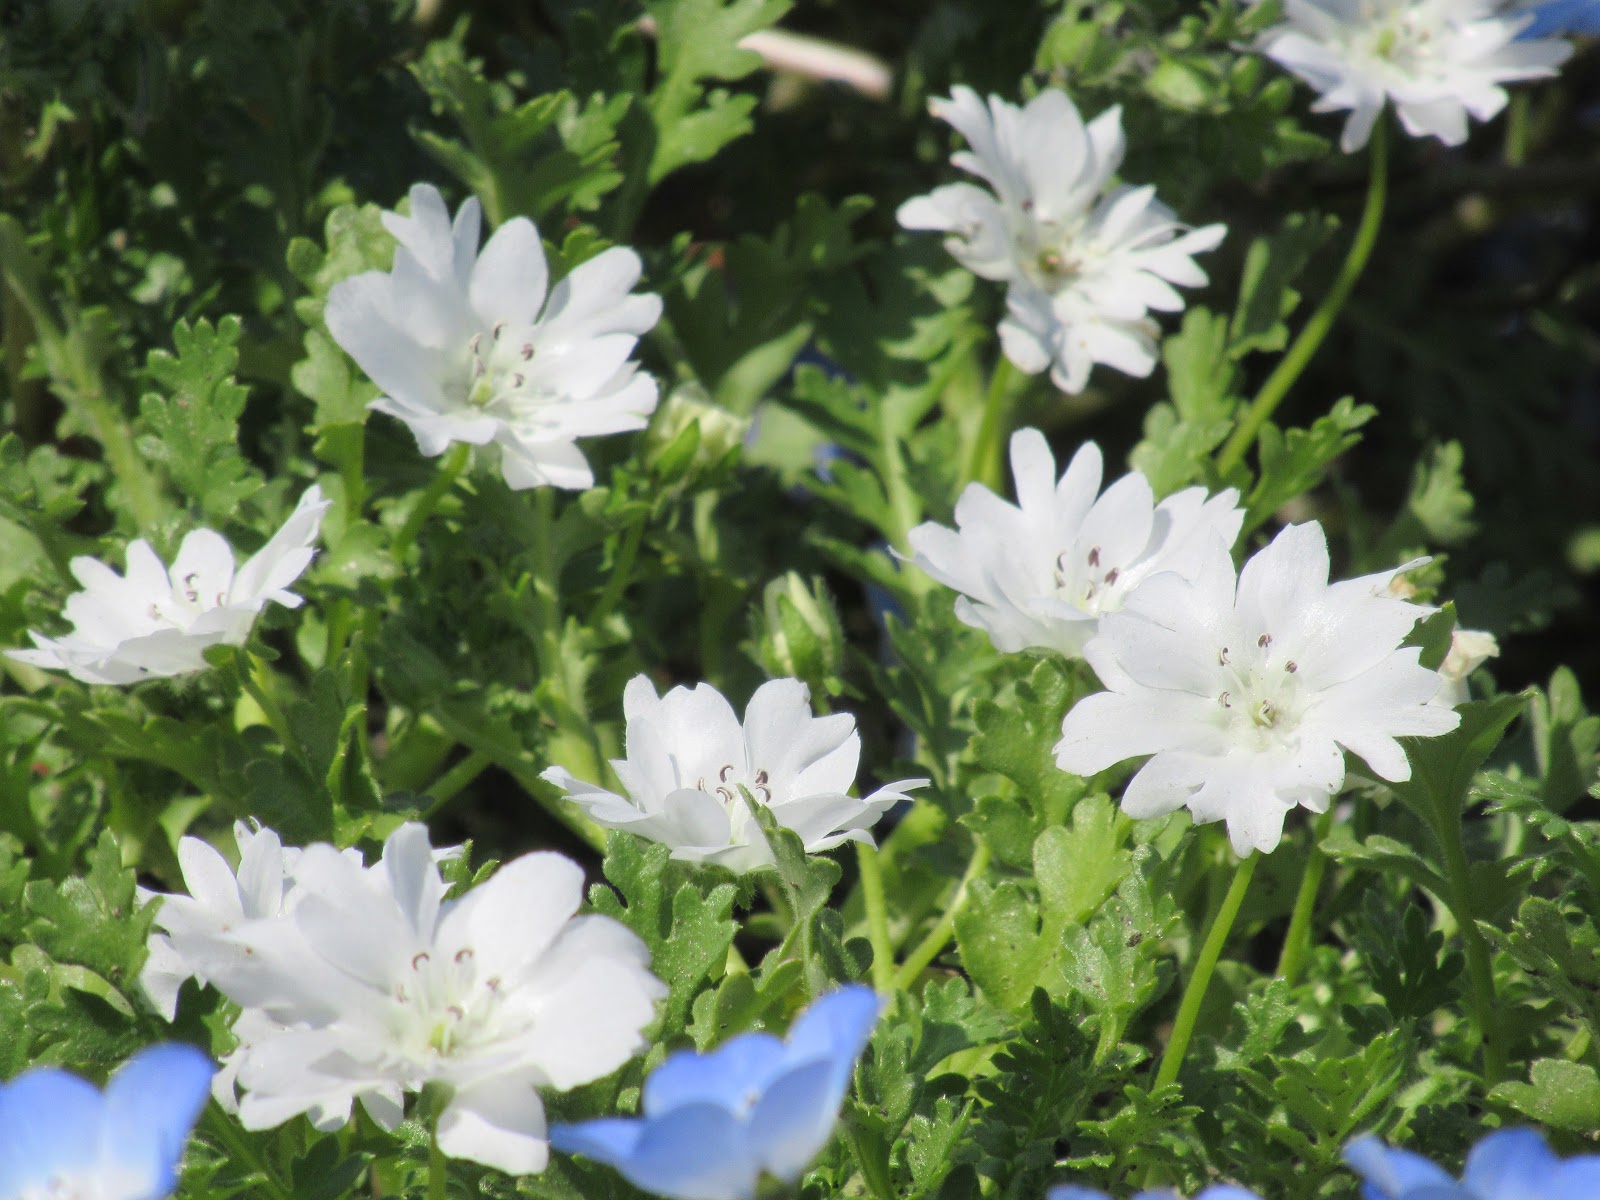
644, 385, 748, 486
754, 573, 847, 698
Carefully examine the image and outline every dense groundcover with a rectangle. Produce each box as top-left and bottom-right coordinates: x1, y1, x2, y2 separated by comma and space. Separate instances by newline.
2, 2, 1600, 1198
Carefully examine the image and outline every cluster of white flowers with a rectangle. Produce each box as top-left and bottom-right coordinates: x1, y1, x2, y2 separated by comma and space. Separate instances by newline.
909, 429, 1487, 855
543, 675, 924, 873
1255, 0, 1572, 152
142, 822, 665, 1174
898, 87, 1226, 394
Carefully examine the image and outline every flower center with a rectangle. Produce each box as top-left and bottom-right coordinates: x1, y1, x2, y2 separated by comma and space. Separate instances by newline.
19, 1167, 146, 1200
1054, 544, 1124, 616
1354, 4, 1442, 75
391, 946, 504, 1064
696, 764, 774, 821
460, 324, 560, 429
1214, 632, 1303, 746
148, 572, 226, 629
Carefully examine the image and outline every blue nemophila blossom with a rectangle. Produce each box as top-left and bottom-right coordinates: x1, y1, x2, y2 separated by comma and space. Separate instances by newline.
1049, 1186, 1262, 1200
550, 985, 882, 1200
1515, 0, 1600, 37
0, 1043, 213, 1200
1346, 1128, 1600, 1199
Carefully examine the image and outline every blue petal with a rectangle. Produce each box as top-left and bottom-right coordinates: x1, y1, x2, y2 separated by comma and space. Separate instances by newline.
549, 1117, 648, 1165
778, 986, 881, 1091
1194, 1189, 1267, 1200
745, 1059, 839, 1183
641, 1035, 788, 1117
1552, 1158, 1600, 1200
99, 1043, 214, 1198
1517, 0, 1600, 38
1344, 1135, 1457, 1197
1462, 1129, 1558, 1200
1045, 1188, 1114, 1200
612, 1103, 761, 1200
0, 1067, 107, 1195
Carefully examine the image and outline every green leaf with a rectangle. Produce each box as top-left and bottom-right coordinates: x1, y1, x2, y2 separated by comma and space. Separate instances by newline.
1230, 213, 1339, 358
1245, 397, 1376, 530
135, 317, 264, 524
1385, 693, 1526, 827
644, 0, 791, 183
590, 834, 738, 1040
1131, 308, 1238, 495
1490, 1059, 1600, 1132
411, 36, 627, 224
22, 830, 152, 993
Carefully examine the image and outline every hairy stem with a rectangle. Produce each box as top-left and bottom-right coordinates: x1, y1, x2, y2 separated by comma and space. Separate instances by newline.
1154, 852, 1258, 1091
893, 842, 991, 990
1275, 810, 1333, 984
393, 442, 470, 558
421, 749, 493, 819
1216, 119, 1389, 476
962, 356, 1016, 492
856, 841, 896, 994
1432, 812, 1505, 1085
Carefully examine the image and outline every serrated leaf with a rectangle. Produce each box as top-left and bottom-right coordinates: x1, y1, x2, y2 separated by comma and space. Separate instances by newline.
1244, 397, 1376, 529
1490, 1059, 1600, 1132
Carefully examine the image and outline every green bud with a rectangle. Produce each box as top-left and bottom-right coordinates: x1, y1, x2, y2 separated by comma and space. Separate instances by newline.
644, 385, 749, 486
753, 573, 847, 698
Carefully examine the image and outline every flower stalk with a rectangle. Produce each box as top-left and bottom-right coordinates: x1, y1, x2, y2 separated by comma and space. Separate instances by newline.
893, 841, 990, 991
1216, 118, 1389, 477
1154, 851, 1258, 1091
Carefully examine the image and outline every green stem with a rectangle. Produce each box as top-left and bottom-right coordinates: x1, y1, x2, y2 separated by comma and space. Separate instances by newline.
588, 519, 645, 629
1275, 811, 1333, 984
962, 356, 1016, 492
1215, 119, 1389, 477
1504, 90, 1530, 168
1431, 812, 1505, 1084
428, 1109, 448, 1200
1154, 852, 1258, 1091
856, 841, 896, 994
421, 749, 493, 819
393, 442, 471, 558
241, 651, 297, 755
202, 1106, 294, 1200
893, 842, 990, 991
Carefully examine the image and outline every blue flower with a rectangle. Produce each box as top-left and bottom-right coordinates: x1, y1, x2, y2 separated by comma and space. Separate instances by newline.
550, 985, 882, 1200
1345, 1128, 1600, 1199
1047, 1185, 1262, 1200
1516, 0, 1600, 38
0, 1043, 214, 1200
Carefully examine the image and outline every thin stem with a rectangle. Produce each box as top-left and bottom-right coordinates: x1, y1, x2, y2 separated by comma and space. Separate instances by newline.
962, 356, 1016, 492
588, 520, 645, 629
1275, 810, 1333, 984
1154, 852, 1258, 1091
893, 842, 990, 991
856, 841, 895, 994
393, 442, 470, 558
421, 749, 493, 819
1431, 813, 1505, 1084
1504, 91, 1531, 168
241, 651, 297, 755
428, 1108, 448, 1200
202, 1105, 294, 1200
1215, 119, 1389, 477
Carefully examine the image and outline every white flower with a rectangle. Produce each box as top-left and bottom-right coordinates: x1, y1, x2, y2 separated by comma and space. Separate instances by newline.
897, 87, 1225, 393
326, 183, 662, 491
904, 430, 1245, 660
7, 485, 329, 684
1054, 522, 1461, 855
542, 676, 926, 874
1256, 0, 1572, 153
178, 822, 663, 1174
1434, 627, 1500, 707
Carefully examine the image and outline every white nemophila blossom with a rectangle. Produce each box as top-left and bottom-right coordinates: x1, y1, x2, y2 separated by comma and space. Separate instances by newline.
905, 430, 1245, 660
1255, 1, 1572, 153
897, 87, 1225, 393
1434, 627, 1500, 707
7, 485, 329, 684
147, 822, 663, 1174
542, 676, 926, 874
1055, 522, 1461, 854
326, 183, 662, 490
